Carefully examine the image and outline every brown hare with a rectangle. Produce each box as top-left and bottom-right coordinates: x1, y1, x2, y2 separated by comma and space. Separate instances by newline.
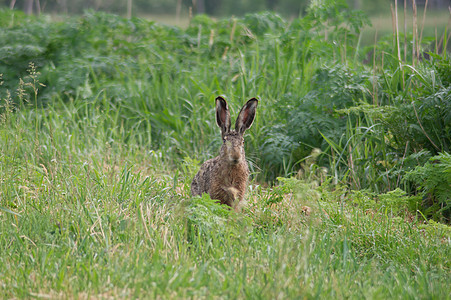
191, 96, 258, 211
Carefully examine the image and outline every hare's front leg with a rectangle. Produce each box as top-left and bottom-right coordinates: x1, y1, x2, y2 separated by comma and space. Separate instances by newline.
222, 186, 239, 207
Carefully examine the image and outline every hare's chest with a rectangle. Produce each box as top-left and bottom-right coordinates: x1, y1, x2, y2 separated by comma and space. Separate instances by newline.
214, 165, 247, 190
208, 164, 249, 208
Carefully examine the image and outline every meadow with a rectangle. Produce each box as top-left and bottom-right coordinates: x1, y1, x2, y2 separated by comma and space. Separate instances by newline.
1, 1, 450, 298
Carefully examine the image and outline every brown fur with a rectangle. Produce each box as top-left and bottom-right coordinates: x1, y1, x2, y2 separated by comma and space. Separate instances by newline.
191, 97, 258, 211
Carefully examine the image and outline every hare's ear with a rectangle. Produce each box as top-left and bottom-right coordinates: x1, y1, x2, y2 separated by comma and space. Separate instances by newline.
216, 96, 231, 136
235, 98, 258, 135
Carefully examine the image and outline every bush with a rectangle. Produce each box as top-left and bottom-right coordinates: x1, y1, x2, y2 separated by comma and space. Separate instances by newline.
405, 152, 451, 222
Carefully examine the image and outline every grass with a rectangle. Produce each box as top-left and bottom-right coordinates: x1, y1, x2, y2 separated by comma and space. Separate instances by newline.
138, 9, 451, 47
362, 9, 450, 46
0, 90, 450, 298
138, 13, 191, 28
0, 5, 450, 298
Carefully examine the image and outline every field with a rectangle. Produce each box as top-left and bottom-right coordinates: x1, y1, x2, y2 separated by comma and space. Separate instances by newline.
1, 2, 450, 299
140, 8, 451, 47
363, 9, 451, 46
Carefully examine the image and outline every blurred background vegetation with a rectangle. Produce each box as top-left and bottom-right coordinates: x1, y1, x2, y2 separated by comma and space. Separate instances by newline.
2, 0, 450, 45
2, 0, 450, 18
1, 0, 450, 222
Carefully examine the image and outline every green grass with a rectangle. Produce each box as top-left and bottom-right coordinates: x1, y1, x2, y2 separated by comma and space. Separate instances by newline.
1, 93, 450, 298
362, 10, 450, 46
138, 13, 191, 28
138, 9, 451, 47
1, 4, 450, 298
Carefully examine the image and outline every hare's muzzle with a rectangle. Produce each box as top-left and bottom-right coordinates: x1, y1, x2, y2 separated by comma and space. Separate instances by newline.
222, 139, 243, 165
227, 149, 241, 165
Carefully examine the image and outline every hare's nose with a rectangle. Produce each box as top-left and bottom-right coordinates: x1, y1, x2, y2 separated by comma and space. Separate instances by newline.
230, 154, 240, 164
